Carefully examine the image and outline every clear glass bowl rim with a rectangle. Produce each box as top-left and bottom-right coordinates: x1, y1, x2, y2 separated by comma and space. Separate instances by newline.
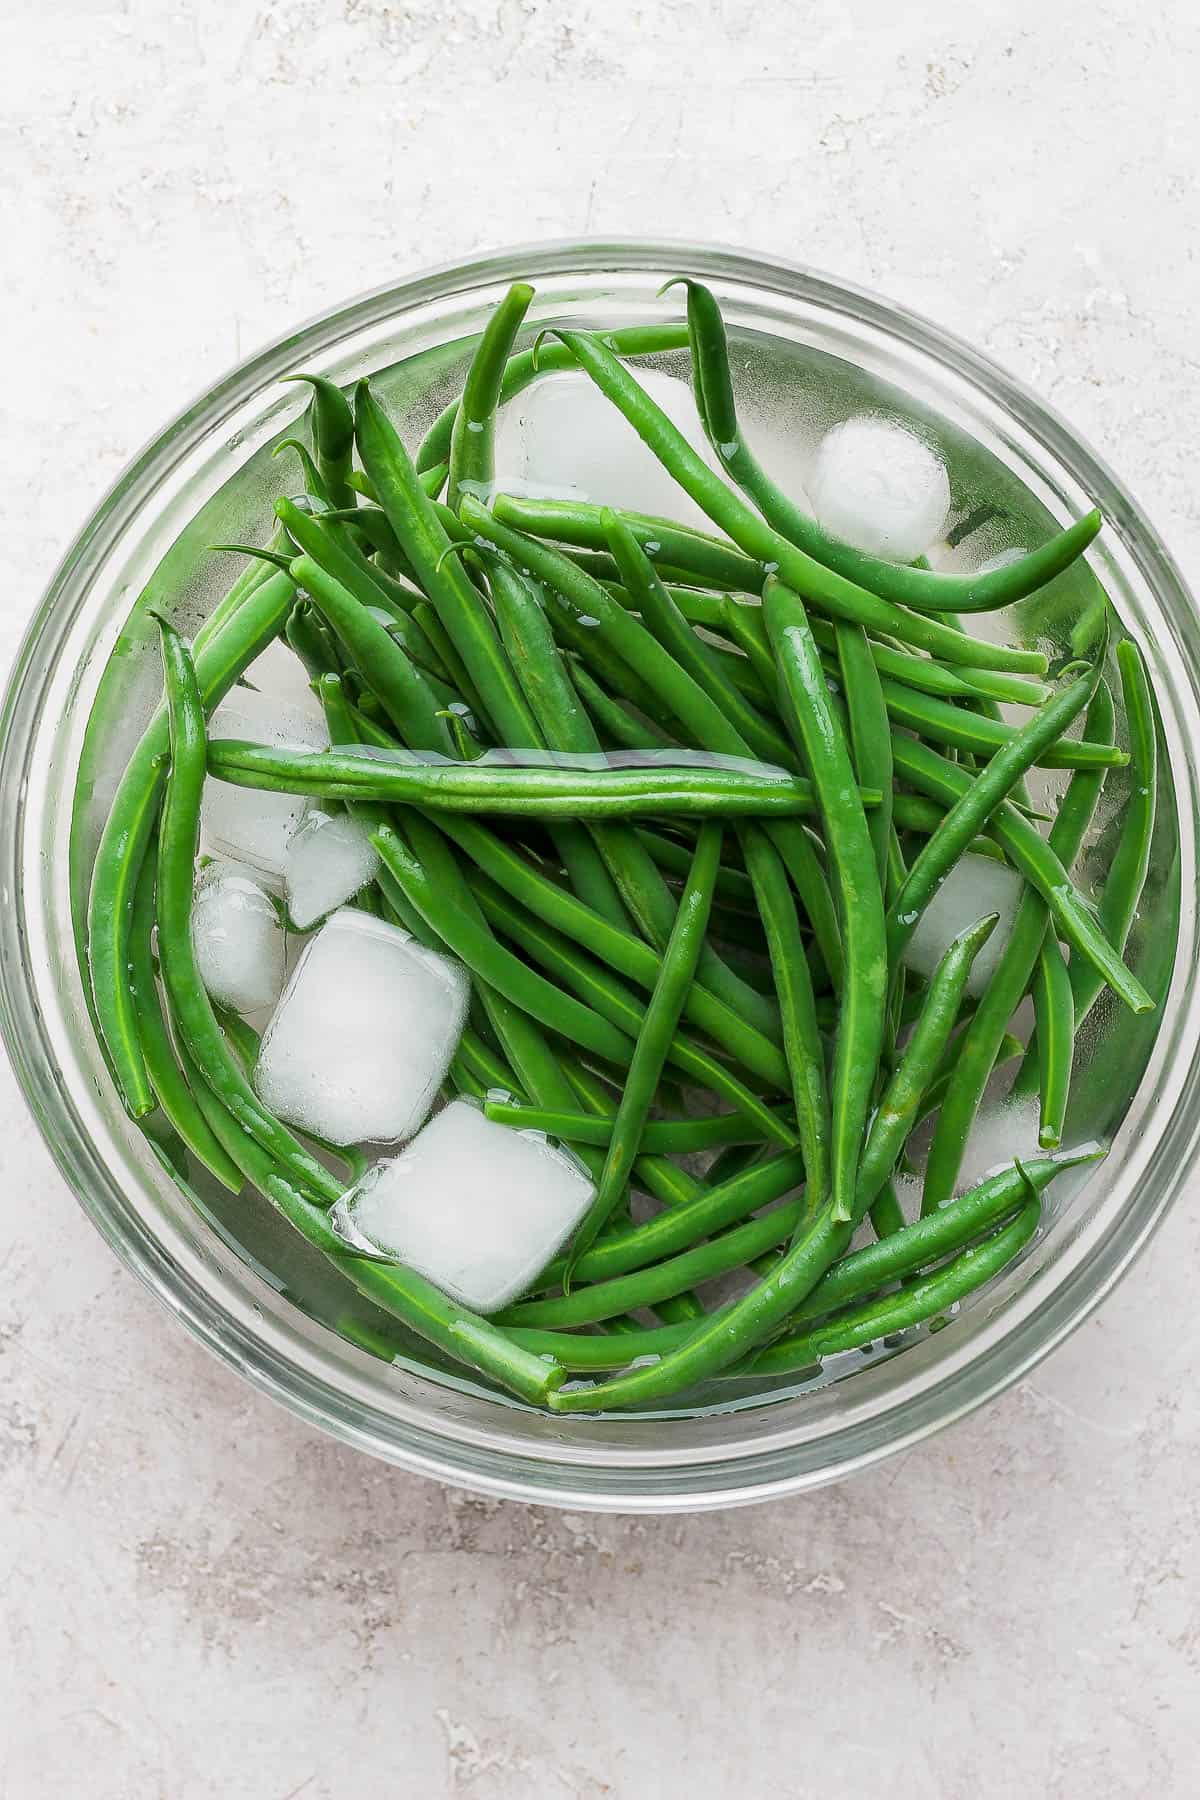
3, 236, 1198, 1513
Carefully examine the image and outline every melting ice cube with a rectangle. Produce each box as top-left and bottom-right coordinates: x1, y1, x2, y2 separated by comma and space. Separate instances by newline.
253, 908, 468, 1145
334, 1099, 595, 1313
284, 809, 381, 931
191, 864, 286, 1015
901, 854, 1025, 998
201, 689, 328, 879
809, 417, 951, 563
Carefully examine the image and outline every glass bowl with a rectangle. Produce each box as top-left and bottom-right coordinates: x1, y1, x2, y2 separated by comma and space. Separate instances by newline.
2, 239, 1197, 1513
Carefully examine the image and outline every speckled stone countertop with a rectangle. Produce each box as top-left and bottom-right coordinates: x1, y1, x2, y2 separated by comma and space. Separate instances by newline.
3, 3, 1199, 1794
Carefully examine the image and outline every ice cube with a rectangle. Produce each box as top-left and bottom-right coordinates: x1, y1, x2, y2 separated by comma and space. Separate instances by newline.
192, 865, 286, 1015
253, 909, 468, 1145
284, 809, 381, 930
202, 688, 328, 879
333, 1099, 595, 1313
809, 417, 951, 562
950, 1097, 1045, 1195
901, 854, 1025, 997
494, 368, 722, 529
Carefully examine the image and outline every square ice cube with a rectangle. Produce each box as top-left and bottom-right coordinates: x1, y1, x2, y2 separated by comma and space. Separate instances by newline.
334, 1099, 595, 1313
202, 688, 329, 879
253, 909, 469, 1145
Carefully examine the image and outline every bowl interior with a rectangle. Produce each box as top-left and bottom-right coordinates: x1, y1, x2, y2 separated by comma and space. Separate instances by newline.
6, 244, 1198, 1507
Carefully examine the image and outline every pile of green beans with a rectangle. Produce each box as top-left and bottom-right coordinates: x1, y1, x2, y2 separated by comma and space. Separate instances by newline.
76, 275, 1167, 1413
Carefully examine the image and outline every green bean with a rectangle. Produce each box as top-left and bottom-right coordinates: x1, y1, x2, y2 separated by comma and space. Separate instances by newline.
288, 553, 459, 755
916, 682, 1114, 1207
447, 282, 534, 512
601, 510, 797, 768
482, 1101, 786, 1152
503, 1146, 1084, 1373
272, 437, 335, 510
466, 499, 844, 984
1031, 939, 1074, 1147
765, 579, 887, 1223
741, 823, 830, 1221
718, 590, 1052, 712
482, 554, 634, 929
416, 321, 691, 474
282, 373, 357, 511
636, 828, 755, 904
408, 601, 491, 725
372, 817, 634, 1065
152, 617, 345, 1204
431, 812, 790, 1089
495, 490, 764, 596
1068, 640, 1157, 1028
534, 329, 1049, 677
877, 673, 1125, 770
888, 652, 1103, 961
571, 660, 674, 750
568, 824, 723, 1269
462, 496, 780, 761
87, 569, 296, 1116
836, 623, 893, 883
470, 872, 795, 1141
540, 1149, 806, 1291
127, 852, 244, 1191
546, 905, 1000, 1404
507, 1200, 799, 1329
891, 792, 1004, 861
274, 494, 406, 620
672, 276, 1103, 616
193, 532, 290, 656
476, 549, 780, 1040
891, 734, 1151, 1016
207, 739, 831, 818
354, 379, 541, 746
739, 1198, 1044, 1377
286, 601, 346, 686
1012, 643, 1155, 1098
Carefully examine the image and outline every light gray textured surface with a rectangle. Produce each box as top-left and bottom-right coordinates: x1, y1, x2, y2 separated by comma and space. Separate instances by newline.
3, 2, 1199, 1794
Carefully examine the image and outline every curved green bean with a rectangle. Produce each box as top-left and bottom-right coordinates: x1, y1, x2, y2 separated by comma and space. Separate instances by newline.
482, 1101, 786, 1153
128, 852, 244, 1191
765, 579, 887, 1222
672, 276, 1103, 616
87, 568, 295, 1116
533, 329, 1049, 677
568, 824, 723, 1270
447, 281, 534, 513
152, 618, 343, 1203
282, 373, 357, 511
207, 739, 831, 818
740, 1200, 1043, 1377
741, 822, 830, 1221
